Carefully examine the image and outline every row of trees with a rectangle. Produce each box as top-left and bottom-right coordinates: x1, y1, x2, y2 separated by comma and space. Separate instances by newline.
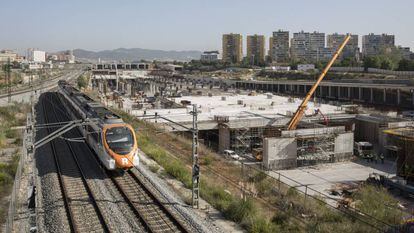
363, 57, 414, 71
176, 46, 414, 72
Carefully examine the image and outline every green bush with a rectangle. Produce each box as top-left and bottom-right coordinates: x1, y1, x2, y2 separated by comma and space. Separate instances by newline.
0, 172, 11, 185
255, 178, 273, 197
286, 187, 299, 197
200, 181, 233, 211
249, 217, 280, 233
353, 184, 403, 225
225, 198, 257, 223
5, 128, 17, 138
202, 156, 213, 166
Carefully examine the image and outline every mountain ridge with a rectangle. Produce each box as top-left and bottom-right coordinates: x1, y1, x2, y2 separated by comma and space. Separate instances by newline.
72, 48, 202, 62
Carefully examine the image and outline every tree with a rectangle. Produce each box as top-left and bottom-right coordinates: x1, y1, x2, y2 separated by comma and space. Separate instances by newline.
380, 58, 393, 70
397, 59, 414, 71
77, 75, 88, 89
363, 56, 381, 70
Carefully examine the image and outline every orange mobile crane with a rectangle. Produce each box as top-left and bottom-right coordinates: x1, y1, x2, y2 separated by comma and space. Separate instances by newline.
287, 34, 351, 130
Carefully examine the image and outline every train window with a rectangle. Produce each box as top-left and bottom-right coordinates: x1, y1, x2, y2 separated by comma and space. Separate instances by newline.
105, 127, 134, 155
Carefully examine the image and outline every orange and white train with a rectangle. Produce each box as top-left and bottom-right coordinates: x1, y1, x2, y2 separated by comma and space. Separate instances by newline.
58, 80, 139, 170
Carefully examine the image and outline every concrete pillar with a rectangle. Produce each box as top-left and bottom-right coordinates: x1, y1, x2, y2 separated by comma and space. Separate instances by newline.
218, 126, 230, 153
412, 90, 414, 106
370, 88, 374, 103
359, 87, 362, 100
277, 84, 280, 93
328, 86, 332, 98
397, 89, 401, 105
383, 89, 386, 103
347, 87, 351, 99
337, 86, 340, 99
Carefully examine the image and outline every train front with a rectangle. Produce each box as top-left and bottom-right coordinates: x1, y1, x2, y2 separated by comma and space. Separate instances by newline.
103, 124, 139, 170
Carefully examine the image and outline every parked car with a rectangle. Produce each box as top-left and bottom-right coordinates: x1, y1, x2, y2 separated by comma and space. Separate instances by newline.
223, 150, 241, 160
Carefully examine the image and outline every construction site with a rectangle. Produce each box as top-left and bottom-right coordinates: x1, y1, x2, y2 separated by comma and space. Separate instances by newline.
81, 36, 414, 231
89, 37, 360, 171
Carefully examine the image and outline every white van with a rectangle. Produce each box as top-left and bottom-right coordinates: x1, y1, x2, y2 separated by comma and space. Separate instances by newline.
223, 150, 241, 160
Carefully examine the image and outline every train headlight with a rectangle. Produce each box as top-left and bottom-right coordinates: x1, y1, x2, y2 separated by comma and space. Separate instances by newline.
133, 151, 140, 166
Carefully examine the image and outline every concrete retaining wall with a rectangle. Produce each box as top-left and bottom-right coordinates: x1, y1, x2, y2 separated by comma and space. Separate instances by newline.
263, 137, 297, 170
334, 132, 354, 161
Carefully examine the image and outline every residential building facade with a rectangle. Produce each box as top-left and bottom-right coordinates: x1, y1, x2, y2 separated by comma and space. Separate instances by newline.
222, 33, 243, 63
0, 50, 18, 63
327, 33, 359, 60
362, 33, 395, 57
200, 51, 220, 62
398, 46, 412, 60
246, 34, 265, 65
28, 49, 46, 63
291, 31, 325, 62
270, 30, 289, 63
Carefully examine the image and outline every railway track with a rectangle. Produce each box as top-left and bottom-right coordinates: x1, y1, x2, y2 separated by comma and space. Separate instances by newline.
42, 93, 110, 232
110, 169, 189, 233
41, 92, 191, 233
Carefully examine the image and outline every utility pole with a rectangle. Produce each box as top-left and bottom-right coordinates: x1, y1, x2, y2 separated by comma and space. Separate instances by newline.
6, 58, 11, 103
191, 104, 200, 209
115, 62, 119, 92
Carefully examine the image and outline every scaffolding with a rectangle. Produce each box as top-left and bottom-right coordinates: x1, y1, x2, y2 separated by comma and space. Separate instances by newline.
296, 133, 336, 167
230, 125, 281, 156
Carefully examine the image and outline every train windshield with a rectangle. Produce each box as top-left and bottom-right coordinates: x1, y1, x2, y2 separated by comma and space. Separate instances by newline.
105, 127, 134, 155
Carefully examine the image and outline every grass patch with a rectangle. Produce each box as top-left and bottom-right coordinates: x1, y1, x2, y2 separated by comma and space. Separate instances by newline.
353, 184, 404, 225
0, 103, 27, 225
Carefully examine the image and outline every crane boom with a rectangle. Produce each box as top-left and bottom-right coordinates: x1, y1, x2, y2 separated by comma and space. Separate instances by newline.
287, 34, 351, 130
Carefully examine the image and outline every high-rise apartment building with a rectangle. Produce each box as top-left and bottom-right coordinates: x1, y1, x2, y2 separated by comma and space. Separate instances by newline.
246, 34, 265, 65
291, 31, 325, 61
270, 30, 289, 62
291, 31, 310, 61
398, 46, 412, 60
268, 36, 273, 61
222, 33, 243, 63
327, 33, 359, 60
362, 33, 395, 57
309, 32, 325, 51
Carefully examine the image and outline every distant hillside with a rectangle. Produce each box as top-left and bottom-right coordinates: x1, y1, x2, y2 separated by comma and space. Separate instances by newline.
73, 48, 202, 62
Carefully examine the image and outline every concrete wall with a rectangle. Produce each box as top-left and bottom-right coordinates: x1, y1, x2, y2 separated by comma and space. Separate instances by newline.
263, 137, 297, 170
281, 126, 345, 137
334, 132, 354, 161
218, 126, 230, 153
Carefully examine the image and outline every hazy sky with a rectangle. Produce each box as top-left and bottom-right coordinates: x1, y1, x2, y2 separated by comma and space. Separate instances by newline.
1, 0, 412, 53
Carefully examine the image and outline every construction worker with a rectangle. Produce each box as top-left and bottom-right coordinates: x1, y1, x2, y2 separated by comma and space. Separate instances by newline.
380, 154, 385, 164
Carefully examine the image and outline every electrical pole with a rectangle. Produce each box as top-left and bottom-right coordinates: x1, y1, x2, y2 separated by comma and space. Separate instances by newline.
115, 62, 119, 92
6, 58, 11, 103
191, 104, 200, 209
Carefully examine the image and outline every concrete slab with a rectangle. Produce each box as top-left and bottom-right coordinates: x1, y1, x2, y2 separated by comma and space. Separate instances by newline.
129, 94, 344, 124
269, 159, 396, 200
